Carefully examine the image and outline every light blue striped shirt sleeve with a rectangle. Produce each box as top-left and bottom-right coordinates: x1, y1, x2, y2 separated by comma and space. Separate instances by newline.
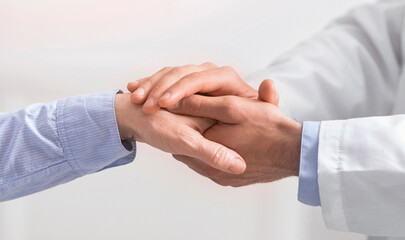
297, 121, 321, 206
0, 90, 136, 202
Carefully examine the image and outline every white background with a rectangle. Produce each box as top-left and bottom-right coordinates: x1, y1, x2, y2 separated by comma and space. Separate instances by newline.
0, 0, 371, 239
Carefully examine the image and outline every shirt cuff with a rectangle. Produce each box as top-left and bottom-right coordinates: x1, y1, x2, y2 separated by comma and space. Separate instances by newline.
298, 121, 321, 206
56, 90, 136, 177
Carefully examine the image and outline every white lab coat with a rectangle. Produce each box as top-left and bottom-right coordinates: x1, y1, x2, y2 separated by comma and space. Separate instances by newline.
250, 0, 405, 239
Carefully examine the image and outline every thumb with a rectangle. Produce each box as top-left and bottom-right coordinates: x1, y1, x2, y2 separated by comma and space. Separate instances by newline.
187, 134, 246, 174
258, 79, 279, 106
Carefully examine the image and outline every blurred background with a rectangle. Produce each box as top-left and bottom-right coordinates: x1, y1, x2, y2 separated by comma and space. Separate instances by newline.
0, 0, 372, 239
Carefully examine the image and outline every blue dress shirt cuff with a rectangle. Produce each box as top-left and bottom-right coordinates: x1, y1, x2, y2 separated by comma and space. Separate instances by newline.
57, 90, 136, 177
297, 121, 321, 206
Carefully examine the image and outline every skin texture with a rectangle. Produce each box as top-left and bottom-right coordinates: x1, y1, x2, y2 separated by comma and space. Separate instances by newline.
114, 93, 246, 174
126, 63, 299, 186
168, 87, 302, 187
127, 63, 258, 114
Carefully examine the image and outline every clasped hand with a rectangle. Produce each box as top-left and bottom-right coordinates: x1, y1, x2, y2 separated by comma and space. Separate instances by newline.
117, 62, 302, 187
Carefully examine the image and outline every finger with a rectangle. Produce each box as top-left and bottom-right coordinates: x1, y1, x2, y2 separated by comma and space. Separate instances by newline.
168, 95, 240, 123
203, 124, 235, 147
186, 115, 216, 134
258, 79, 279, 106
202, 123, 246, 160
173, 154, 239, 186
158, 66, 257, 108
143, 63, 217, 114
130, 67, 173, 104
273, 90, 280, 107
127, 78, 147, 93
172, 154, 213, 177
181, 133, 246, 174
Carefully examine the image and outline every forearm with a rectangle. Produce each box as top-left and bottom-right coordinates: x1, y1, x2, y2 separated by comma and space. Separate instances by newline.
0, 91, 135, 202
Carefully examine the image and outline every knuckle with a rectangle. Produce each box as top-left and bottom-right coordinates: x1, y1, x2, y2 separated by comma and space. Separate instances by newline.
141, 77, 152, 86
221, 96, 240, 117
221, 66, 239, 79
175, 98, 184, 110
186, 96, 202, 113
161, 66, 172, 72
221, 65, 235, 73
170, 67, 185, 76
188, 71, 203, 80
222, 95, 235, 105
210, 146, 229, 169
140, 81, 152, 91
202, 61, 217, 68
142, 76, 158, 88
180, 132, 199, 152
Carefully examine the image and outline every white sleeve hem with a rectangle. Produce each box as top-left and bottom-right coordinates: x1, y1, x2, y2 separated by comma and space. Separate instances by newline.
318, 120, 350, 232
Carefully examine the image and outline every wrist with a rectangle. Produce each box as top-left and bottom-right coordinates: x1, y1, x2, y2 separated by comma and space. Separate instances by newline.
290, 122, 302, 176
114, 93, 142, 141
279, 118, 302, 177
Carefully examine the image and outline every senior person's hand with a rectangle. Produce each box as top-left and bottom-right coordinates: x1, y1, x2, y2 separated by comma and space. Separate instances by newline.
168, 80, 302, 186
127, 63, 276, 114
114, 93, 246, 174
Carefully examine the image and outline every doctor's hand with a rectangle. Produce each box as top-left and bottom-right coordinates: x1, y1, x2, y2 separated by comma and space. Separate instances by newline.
127, 63, 262, 114
114, 93, 246, 174
168, 81, 301, 186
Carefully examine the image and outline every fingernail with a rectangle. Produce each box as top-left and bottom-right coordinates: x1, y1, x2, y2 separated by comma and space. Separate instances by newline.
167, 101, 180, 110
228, 157, 246, 174
134, 87, 145, 96
161, 92, 171, 100
144, 98, 155, 107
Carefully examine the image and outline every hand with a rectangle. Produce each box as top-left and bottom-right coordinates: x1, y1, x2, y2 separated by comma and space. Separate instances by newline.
127, 63, 260, 114
168, 80, 302, 186
114, 93, 246, 174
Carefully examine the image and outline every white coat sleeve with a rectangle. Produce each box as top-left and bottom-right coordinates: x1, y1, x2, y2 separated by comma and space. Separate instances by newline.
248, 0, 404, 122
319, 115, 405, 237
248, 0, 405, 237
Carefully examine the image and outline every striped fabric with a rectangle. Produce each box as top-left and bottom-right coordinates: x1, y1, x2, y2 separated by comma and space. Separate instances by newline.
0, 91, 136, 202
